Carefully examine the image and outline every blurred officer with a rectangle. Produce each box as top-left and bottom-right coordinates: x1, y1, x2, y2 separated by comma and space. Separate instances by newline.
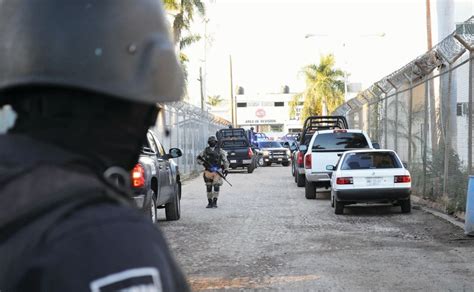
0, 0, 190, 291
197, 136, 229, 208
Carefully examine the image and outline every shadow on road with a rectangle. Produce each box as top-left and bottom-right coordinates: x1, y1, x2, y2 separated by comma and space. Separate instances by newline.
343, 204, 405, 216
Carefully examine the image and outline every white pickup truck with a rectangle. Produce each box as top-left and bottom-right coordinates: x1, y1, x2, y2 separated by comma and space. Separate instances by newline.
303, 129, 377, 199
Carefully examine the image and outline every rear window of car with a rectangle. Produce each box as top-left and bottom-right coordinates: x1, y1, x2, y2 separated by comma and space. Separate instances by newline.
221, 140, 248, 148
341, 152, 402, 170
312, 132, 369, 151
258, 141, 282, 148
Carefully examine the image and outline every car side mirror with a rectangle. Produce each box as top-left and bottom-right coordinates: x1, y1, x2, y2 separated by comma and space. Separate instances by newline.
402, 162, 408, 169
290, 145, 297, 151
326, 165, 336, 171
299, 145, 307, 152
372, 142, 380, 149
168, 148, 182, 159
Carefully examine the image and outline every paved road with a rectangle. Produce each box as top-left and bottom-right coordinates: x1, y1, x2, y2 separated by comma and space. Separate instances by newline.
159, 165, 474, 291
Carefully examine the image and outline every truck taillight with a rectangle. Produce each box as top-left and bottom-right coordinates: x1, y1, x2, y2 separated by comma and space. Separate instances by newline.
131, 163, 145, 188
394, 175, 411, 183
297, 151, 304, 166
336, 177, 353, 185
248, 148, 254, 159
304, 154, 312, 169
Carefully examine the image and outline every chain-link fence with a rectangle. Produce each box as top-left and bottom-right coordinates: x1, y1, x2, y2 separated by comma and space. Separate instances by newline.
333, 17, 474, 214
153, 101, 230, 179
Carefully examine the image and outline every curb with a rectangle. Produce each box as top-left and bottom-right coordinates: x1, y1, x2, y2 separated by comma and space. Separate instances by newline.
413, 203, 464, 230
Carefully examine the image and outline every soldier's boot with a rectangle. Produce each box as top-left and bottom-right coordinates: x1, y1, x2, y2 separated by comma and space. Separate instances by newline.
212, 198, 218, 208
206, 199, 213, 208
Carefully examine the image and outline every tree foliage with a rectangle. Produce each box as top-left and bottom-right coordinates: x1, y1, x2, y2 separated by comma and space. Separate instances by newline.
163, 0, 205, 47
163, 0, 206, 83
207, 95, 223, 106
290, 55, 345, 122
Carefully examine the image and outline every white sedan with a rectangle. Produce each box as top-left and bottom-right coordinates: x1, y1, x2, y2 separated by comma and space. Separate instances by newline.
327, 149, 411, 215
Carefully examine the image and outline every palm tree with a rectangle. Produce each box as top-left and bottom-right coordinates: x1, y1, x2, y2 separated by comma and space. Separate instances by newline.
163, 0, 206, 83
290, 54, 345, 122
163, 0, 205, 47
207, 95, 223, 107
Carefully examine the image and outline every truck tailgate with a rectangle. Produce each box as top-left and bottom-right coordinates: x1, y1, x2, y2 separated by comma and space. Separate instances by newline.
311, 151, 342, 173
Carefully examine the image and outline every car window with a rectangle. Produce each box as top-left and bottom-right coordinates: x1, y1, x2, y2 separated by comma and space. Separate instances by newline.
312, 132, 369, 151
150, 132, 166, 157
258, 141, 282, 148
341, 152, 402, 170
146, 132, 159, 153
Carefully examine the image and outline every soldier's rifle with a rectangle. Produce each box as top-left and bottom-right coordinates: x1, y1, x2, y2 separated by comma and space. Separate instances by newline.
197, 156, 233, 187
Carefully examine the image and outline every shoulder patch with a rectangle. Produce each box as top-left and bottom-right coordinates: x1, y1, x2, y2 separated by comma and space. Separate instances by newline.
90, 267, 162, 292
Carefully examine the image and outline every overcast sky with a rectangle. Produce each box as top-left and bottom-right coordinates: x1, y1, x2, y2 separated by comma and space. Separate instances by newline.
184, 0, 429, 104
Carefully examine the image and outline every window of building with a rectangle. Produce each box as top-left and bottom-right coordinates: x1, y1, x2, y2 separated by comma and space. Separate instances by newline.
457, 102, 468, 116
237, 102, 247, 108
274, 102, 284, 107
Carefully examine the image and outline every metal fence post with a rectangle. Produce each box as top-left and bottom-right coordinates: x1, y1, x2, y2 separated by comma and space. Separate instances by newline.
404, 73, 414, 165
387, 79, 399, 152
423, 79, 429, 196
443, 63, 453, 197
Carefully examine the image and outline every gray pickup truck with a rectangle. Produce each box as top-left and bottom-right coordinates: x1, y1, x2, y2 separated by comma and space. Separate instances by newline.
131, 130, 183, 223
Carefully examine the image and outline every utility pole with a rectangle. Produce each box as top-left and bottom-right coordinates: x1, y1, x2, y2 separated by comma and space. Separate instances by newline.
199, 67, 205, 109
229, 55, 235, 126
426, 0, 439, 153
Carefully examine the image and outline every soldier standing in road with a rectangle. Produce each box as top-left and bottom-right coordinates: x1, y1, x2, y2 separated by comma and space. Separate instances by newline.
197, 136, 230, 208
0, 0, 189, 291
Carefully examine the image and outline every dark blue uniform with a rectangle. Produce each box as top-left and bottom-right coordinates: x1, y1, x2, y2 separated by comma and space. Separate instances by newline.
0, 135, 189, 292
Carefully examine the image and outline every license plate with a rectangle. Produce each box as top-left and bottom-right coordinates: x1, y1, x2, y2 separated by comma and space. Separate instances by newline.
230, 160, 237, 163
366, 177, 383, 186
278, 158, 282, 161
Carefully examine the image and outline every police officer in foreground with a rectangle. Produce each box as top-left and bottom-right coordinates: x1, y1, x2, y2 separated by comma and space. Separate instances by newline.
197, 136, 230, 208
0, 0, 189, 291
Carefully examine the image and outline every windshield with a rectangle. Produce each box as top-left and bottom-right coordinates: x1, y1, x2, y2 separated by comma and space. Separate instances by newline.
341, 152, 402, 170
221, 140, 248, 148
312, 132, 369, 151
258, 141, 283, 148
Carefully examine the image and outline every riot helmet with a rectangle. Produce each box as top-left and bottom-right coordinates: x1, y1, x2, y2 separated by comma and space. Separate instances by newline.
0, 0, 184, 105
208, 136, 217, 147
0, 0, 183, 172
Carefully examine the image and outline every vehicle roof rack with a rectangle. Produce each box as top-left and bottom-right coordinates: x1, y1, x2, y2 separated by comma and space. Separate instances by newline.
299, 116, 348, 143
216, 128, 248, 141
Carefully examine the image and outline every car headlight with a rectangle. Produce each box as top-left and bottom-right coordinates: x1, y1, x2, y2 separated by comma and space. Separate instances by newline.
263, 150, 270, 156
286, 149, 291, 156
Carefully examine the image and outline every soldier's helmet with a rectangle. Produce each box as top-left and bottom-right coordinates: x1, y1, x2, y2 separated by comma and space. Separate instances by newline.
0, 0, 183, 105
208, 136, 217, 144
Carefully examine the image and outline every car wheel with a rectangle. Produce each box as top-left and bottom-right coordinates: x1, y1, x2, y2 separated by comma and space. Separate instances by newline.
247, 164, 255, 173
258, 156, 264, 166
331, 191, 335, 208
400, 199, 411, 213
334, 199, 344, 215
165, 185, 181, 221
296, 173, 305, 187
149, 192, 157, 224
282, 162, 290, 167
305, 180, 316, 199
